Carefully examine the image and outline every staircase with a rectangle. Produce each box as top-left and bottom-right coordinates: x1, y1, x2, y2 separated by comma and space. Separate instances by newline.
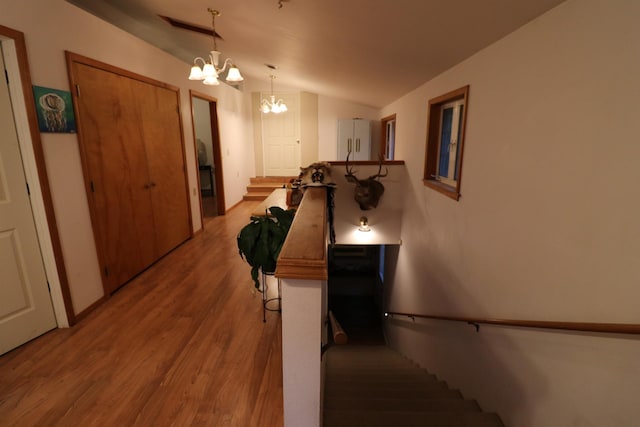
243, 176, 294, 201
323, 345, 505, 427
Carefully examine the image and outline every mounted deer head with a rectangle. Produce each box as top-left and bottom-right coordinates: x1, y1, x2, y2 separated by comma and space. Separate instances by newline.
345, 152, 388, 210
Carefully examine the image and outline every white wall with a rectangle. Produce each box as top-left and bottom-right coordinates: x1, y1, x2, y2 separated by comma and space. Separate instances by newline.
382, 0, 640, 425
318, 96, 380, 161
1, 0, 255, 315
331, 164, 406, 246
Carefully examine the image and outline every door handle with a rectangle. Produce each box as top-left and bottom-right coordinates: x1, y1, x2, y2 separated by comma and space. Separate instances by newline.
356, 138, 360, 152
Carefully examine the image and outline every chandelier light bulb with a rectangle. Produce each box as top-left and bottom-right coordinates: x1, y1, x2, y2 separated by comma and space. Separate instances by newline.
260, 72, 287, 114
203, 75, 220, 86
187, 9, 242, 86
189, 63, 204, 80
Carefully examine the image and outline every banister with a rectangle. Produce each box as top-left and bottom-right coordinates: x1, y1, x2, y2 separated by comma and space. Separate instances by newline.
385, 311, 640, 335
329, 310, 348, 345
275, 187, 328, 280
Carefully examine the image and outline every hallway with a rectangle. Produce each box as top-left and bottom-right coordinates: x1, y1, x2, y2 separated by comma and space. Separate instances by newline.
0, 201, 283, 426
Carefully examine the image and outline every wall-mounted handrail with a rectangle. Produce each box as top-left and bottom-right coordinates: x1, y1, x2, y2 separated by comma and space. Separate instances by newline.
385, 311, 640, 335
329, 310, 348, 345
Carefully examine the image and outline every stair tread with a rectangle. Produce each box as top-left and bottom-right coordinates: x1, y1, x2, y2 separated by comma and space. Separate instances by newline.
324, 397, 481, 412
249, 176, 295, 184
246, 183, 286, 189
323, 345, 504, 427
324, 410, 504, 427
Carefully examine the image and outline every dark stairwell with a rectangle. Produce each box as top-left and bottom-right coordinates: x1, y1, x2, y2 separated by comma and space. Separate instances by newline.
324, 245, 505, 427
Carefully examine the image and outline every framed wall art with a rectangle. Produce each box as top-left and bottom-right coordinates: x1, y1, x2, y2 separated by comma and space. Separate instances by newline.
32, 85, 76, 133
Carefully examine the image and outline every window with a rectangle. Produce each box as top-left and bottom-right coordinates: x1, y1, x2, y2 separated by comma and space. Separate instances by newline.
423, 85, 469, 200
380, 114, 396, 160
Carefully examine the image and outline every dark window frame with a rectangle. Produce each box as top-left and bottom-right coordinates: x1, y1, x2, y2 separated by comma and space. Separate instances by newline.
423, 85, 470, 201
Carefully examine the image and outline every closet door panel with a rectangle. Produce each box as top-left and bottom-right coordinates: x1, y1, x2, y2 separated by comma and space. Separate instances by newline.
73, 63, 156, 292
136, 82, 191, 257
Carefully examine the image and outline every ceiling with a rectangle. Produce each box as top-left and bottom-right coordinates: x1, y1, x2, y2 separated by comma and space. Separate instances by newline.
66, 0, 565, 108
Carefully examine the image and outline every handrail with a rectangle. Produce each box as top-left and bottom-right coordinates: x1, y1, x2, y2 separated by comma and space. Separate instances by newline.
385, 311, 640, 335
275, 186, 328, 280
329, 310, 348, 345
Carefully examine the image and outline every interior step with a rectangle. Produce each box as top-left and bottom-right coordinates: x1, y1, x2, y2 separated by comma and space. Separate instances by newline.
323, 410, 505, 427
243, 176, 294, 201
243, 191, 274, 201
324, 344, 504, 427
324, 397, 481, 412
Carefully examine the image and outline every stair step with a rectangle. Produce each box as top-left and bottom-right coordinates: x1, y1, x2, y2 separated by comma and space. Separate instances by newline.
250, 176, 295, 184
323, 410, 505, 427
324, 388, 464, 407
243, 176, 295, 202
243, 192, 273, 201
324, 397, 481, 412
325, 385, 459, 400
323, 344, 504, 427
326, 372, 444, 387
246, 183, 286, 192
328, 366, 427, 373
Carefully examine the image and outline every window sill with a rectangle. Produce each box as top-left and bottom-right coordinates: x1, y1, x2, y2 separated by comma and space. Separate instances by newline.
423, 179, 460, 201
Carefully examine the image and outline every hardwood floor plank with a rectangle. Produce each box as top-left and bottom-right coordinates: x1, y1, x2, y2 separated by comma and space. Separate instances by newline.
0, 201, 284, 427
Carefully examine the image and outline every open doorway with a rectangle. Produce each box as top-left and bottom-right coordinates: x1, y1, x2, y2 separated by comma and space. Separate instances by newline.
190, 91, 225, 220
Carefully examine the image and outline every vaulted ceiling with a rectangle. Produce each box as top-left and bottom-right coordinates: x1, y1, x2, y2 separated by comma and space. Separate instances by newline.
67, 0, 566, 108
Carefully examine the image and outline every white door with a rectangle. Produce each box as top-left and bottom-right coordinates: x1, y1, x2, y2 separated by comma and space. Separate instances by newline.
263, 93, 300, 176
0, 49, 57, 355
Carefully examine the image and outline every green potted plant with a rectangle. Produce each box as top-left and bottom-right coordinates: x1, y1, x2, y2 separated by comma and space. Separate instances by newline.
237, 206, 296, 289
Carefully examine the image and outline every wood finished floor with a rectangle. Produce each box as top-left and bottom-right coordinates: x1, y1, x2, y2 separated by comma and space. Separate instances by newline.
0, 201, 283, 427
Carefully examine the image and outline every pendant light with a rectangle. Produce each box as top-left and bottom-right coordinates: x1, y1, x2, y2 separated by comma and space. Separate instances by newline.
188, 8, 243, 86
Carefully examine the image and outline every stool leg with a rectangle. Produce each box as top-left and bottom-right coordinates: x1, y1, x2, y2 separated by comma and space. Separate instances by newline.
277, 278, 282, 312
262, 271, 267, 323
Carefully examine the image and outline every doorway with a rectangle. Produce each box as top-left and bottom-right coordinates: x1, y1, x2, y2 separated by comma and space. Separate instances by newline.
262, 92, 300, 176
190, 91, 225, 219
0, 25, 73, 353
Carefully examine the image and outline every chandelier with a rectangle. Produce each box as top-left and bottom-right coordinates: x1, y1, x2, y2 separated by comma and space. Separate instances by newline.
260, 74, 288, 114
188, 8, 243, 86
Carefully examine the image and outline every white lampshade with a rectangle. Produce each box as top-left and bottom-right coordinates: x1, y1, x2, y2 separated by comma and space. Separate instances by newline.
189, 65, 204, 80
202, 63, 216, 78
279, 103, 288, 113
226, 66, 244, 82
203, 75, 220, 86
188, 11, 243, 88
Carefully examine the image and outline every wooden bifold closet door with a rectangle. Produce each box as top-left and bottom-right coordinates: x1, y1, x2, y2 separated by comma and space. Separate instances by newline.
67, 52, 191, 294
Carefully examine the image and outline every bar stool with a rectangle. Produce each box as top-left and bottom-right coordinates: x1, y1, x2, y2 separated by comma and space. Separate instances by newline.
261, 270, 281, 322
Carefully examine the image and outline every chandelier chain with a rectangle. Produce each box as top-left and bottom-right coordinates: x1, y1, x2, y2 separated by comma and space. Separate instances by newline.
208, 8, 219, 52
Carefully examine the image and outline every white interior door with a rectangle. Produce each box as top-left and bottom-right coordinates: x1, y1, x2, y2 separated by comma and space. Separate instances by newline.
263, 93, 300, 176
0, 49, 56, 355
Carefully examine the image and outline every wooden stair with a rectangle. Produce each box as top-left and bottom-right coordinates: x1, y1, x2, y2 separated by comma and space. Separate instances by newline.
323, 345, 504, 427
243, 176, 295, 201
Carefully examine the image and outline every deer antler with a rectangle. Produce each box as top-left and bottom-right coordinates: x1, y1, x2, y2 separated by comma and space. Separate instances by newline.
369, 155, 388, 180
345, 150, 358, 179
